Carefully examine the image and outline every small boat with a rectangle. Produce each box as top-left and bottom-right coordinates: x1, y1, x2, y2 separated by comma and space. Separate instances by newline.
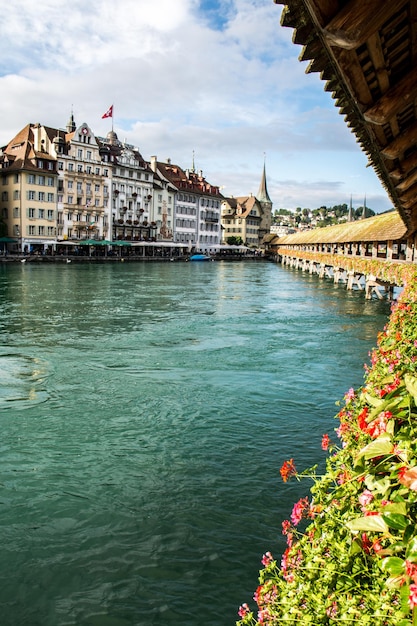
189, 253, 212, 262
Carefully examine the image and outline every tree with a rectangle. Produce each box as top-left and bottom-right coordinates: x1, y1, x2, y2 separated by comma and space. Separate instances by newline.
226, 236, 244, 246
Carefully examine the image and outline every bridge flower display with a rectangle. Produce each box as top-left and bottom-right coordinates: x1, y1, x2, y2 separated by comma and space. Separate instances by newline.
237, 268, 417, 625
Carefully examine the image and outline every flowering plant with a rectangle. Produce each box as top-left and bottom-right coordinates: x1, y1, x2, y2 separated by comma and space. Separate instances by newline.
237, 269, 417, 625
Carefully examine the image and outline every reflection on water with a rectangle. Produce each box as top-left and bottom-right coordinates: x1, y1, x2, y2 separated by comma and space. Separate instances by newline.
0, 262, 390, 625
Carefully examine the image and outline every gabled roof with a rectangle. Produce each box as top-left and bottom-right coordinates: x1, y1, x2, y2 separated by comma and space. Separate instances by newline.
156, 161, 223, 197
223, 195, 262, 218
276, 210, 406, 245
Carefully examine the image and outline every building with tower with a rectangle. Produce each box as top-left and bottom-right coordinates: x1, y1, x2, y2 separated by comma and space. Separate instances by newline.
221, 163, 273, 248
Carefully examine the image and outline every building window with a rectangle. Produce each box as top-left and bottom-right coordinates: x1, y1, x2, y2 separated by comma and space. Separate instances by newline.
28, 208, 35, 218
13, 207, 19, 218
38, 192, 45, 202
68, 196, 73, 204
38, 226, 45, 236
77, 165, 83, 173
28, 225, 35, 235
38, 175, 45, 185
47, 193, 54, 202
47, 210, 54, 220
38, 209, 45, 219
47, 226, 54, 236
78, 149, 83, 159
86, 151, 92, 160
28, 174, 35, 184
47, 177, 54, 186
58, 161, 64, 170
68, 163, 74, 171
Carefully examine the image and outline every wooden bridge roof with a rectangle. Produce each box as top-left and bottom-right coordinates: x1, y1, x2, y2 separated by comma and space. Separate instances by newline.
276, 210, 407, 245
275, 0, 417, 236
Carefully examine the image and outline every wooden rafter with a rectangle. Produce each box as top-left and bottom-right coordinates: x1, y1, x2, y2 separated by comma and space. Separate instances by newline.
322, 0, 408, 50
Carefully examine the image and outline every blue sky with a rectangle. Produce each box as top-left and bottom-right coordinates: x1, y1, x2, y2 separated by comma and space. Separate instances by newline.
0, 0, 393, 213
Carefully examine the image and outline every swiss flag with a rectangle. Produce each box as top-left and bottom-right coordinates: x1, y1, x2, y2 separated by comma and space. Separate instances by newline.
102, 105, 113, 119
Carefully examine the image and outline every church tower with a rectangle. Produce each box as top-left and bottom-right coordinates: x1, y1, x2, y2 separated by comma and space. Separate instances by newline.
256, 159, 273, 239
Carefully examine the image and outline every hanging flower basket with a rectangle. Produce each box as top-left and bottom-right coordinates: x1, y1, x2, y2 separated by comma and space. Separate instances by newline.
117, 219, 124, 224
114, 190, 119, 195
132, 193, 138, 197
139, 208, 144, 213
126, 219, 132, 225
133, 220, 139, 225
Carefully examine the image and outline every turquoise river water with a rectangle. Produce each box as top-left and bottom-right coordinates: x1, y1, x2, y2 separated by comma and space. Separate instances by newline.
0, 260, 391, 626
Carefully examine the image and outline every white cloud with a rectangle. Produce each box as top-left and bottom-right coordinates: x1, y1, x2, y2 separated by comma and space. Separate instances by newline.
0, 0, 392, 213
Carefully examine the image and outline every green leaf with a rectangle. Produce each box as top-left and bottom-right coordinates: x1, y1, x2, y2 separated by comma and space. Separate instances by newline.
383, 502, 407, 516
382, 512, 410, 530
400, 583, 412, 615
380, 556, 405, 575
356, 434, 393, 461
363, 392, 385, 408
405, 374, 417, 404
346, 515, 389, 533
406, 536, 417, 560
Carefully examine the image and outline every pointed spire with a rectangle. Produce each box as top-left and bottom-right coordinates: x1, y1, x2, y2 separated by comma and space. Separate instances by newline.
348, 195, 353, 222
66, 107, 76, 134
191, 150, 196, 173
362, 194, 367, 219
257, 154, 272, 204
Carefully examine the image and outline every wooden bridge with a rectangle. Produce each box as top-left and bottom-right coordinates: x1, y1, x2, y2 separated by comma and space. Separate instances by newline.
271, 0, 417, 299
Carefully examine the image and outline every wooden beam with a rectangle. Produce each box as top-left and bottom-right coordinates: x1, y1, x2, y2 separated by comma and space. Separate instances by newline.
389, 152, 417, 181
399, 182, 417, 204
363, 66, 417, 125
323, 0, 408, 50
396, 169, 417, 193
381, 120, 417, 160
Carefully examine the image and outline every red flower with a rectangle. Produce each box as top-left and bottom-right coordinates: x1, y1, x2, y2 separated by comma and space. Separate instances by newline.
280, 458, 297, 482
357, 406, 369, 431
321, 433, 330, 451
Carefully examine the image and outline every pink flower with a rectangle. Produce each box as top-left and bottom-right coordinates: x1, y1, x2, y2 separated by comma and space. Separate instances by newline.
290, 497, 309, 526
238, 603, 250, 619
321, 433, 330, 451
409, 583, 417, 609
258, 608, 271, 624
358, 489, 374, 510
261, 551, 273, 567
344, 387, 355, 403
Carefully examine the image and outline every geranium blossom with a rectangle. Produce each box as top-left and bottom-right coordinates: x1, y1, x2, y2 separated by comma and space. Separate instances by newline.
399, 466, 417, 491
358, 489, 374, 510
321, 433, 330, 450
261, 552, 274, 567
291, 497, 309, 525
280, 458, 297, 482
409, 583, 417, 609
238, 603, 250, 619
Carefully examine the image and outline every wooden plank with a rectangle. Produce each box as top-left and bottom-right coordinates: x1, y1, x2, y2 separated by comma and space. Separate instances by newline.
381, 120, 417, 159
333, 48, 373, 109
396, 169, 417, 193
304, 0, 339, 27
364, 66, 417, 125
323, 0, 408, 50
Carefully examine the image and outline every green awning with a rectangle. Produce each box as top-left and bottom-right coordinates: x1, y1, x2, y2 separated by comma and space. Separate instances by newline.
0, 237, 18, 243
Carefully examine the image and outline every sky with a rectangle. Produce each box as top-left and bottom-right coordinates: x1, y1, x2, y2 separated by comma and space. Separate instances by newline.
0, 0, 393, 214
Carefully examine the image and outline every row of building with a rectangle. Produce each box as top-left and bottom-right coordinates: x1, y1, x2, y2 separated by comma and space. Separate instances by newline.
0, 113, 272, 254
